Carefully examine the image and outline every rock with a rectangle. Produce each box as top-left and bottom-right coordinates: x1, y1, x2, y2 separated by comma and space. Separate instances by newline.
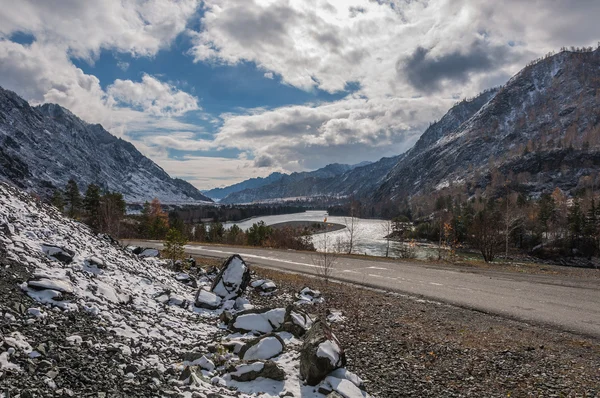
230, 360, 285, 382
174, 273, 197, 288
239, 334, 285, 361
27, 278, 74, 294
296, 287, 324, 305
326, 392, 345, 398
251, 279, 277, 293
328, 368, 365, 390
300, 319, 346, 386
41, 244, 75, 264
139, 248, 160, 258
323, 376, 369, 398
229, 308, 286, 334
85, 256, 106, 269
279, 305, 313, 337
211, 254, 251, 300
186, 256, 197, 268
98, 233, 119, 245
234, 296, 254, 311
194, 288, 222, 310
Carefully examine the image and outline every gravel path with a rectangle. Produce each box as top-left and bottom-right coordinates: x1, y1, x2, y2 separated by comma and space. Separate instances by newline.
245, 264, 600, 397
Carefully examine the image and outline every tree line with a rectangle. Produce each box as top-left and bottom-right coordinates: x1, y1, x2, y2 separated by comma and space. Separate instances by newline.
50, 179, 126, 237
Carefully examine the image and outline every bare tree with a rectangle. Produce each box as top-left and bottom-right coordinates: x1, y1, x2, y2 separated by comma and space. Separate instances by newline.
312, 220, 338, 283
344, 200, 361, 254
380, 219, 393, 257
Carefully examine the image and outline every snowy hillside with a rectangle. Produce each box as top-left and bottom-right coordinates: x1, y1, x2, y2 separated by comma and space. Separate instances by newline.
0, 87, 212, 204
375, 48, 600, 202
0, 182, 368, 397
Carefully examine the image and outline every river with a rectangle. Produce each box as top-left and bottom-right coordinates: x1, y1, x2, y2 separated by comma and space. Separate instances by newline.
224, 210, 438, 259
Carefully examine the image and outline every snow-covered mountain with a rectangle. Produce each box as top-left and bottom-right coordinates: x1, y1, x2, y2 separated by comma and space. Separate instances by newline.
219, 160, 398, 204
0, 87, 212, 204
374, 48, 600, 203
203, 172, 286, 201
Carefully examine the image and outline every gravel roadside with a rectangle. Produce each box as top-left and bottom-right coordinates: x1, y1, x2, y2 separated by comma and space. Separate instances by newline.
243, 263, 600, 397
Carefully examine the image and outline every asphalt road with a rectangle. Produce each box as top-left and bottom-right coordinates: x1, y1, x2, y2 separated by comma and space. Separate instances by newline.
127, 240, 600, 338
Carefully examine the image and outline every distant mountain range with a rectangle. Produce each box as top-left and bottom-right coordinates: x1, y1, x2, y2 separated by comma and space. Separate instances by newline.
0, 87, 212, 203
215, 160, 394, 204
210, 48, 600, 206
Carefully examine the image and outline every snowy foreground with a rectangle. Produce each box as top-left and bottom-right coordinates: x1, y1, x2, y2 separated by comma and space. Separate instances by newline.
0, 183, 370, 398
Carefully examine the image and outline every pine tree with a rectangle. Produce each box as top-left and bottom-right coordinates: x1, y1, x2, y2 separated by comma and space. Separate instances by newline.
84, 184, 102, 231
65, 179, 81, 219
51, 189, 65, 212
163, 228, 187, 267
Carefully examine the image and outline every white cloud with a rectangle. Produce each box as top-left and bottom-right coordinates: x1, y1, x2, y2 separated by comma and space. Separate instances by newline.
108, 74, 200, 117
0, 0, 199, 60
263, 72, 274, 79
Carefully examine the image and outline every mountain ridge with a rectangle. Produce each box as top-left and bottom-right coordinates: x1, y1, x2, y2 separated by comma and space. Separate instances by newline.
0, 87, 213, 203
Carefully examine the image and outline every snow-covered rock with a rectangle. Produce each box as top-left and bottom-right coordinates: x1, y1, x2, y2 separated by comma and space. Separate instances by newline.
229, 360, 285, 382
231, 308, 286, 334
211, 254, 251, 300
300, 319, 346, 385
239, 334, 285, 361
195, 288, 222, 310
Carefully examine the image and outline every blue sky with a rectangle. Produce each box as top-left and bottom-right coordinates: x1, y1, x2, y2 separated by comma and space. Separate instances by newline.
0, 0, 598, 189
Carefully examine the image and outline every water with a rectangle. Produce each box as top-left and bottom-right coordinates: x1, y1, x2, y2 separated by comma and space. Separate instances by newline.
224, 210, 435, 258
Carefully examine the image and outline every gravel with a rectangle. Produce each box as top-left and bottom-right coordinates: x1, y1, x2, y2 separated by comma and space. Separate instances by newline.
248, 266, 600, 397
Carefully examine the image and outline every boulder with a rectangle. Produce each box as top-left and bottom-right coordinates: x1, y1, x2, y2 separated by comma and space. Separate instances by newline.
41, 244, 75, 264
211, 254, 251, 300
239, 334, 285, 361
300, 319, 346, 386
230, 360, 285, 382
194, 288, 222, 310
229, 308, 285, 334
27, 277, 74, 294
279, 305, 313, 337
139, 248, 160, 258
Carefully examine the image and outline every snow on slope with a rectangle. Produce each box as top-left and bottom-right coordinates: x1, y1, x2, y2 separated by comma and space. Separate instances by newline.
0, 182, 367, 397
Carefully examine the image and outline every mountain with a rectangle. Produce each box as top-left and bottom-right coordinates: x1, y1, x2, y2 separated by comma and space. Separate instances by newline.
203, 172, 286, 201
374, 48, 600, 203
220, 158, 400, 204
0, 87, 212, 203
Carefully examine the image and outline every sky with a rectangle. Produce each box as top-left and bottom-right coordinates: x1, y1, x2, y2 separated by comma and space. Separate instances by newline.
0, 1, 599, 190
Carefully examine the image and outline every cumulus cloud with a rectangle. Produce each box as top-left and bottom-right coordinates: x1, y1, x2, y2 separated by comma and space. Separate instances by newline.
108, 75, 200, 117
0, 0, 199, 60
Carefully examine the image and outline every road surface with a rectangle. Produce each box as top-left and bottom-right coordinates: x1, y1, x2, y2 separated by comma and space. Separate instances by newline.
127, 240, 600, 338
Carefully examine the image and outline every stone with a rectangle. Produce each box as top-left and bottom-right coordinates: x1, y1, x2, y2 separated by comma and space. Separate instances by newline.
279, 305, 313, 338
194, 288, 221, 310
139, 248, 160, 258
211, 254, 251, 300
85, 256, 106, 269
41, 244, 75, 264
229, 308, 286, 334
230, 360, 285, 382
300, 319, 346, 386
238, 334, 285, 361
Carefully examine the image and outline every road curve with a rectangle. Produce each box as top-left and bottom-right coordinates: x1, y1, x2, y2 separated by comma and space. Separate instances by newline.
126, 240, 600, 339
